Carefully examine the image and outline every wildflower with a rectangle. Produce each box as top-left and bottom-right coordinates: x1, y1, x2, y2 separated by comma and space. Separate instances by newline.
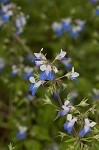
75, 19, 85, 31
70, 26, 81, 38
63, 114, 77, 134
15, 13, 27, 35
70, 91, 78, 103
65, 67, 79, 83
16, 125, 27, 140
61, 57, 72, 70
0, 58, 5, 72
27, 93, 34, 101
52, 22, 63, 36
93, 88, 99, 100
11, 65, 20, 76
61, 18, 72, 32
0, 4, 13, 23
95, 6, 99, 15
24, 66, 33, 80
55, 49, 67, 60
79, 118, 96, 136
34, 48, 47, 66
58, 100, 71, 117
29, 77, 44, 96
39, 65, 55, 80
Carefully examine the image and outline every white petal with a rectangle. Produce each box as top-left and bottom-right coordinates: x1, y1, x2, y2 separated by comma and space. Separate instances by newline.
84, 125, 90, 132
85, 118, 90, 126
67, 114, 72, 121
71, 72, 79, 78
89, 122, 96, 127
46, 65, 52, 71
64, 100, 69, 106
34, 52, 41, 58
60, 49, 66, 58
72, 67, 74, 73
29, 77, 35, 83
71, 117, 77, 123
53, 66, 58, 73
40, 65, 46, 71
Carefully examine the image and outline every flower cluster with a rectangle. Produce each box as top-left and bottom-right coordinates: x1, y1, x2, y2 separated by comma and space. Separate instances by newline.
0, 0, 27, 34
28, 49, 79, 96
58, 99, 96, 136
52, 18, 85, 38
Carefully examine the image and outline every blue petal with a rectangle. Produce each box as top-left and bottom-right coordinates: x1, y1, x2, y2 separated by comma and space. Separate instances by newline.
1, 0, 9, 4
79, 127, 91, 137
65, 64, 72, 70
61, 23, 72, 32
2, 14, 10, 22
70, 77, 78, 84
55, 29, 63, 36
24, 73, 33, 80
95, 9, 99, 15
29, 84, 38, 96
63, 122, 73, 134
58, 108, 69, 117
16, 132, 26, 140
70, 31, 80, 38
47, 72, 54, 80
39, 72, 47, 80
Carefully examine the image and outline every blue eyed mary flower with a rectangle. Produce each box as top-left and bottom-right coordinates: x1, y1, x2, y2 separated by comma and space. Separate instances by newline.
65, 67, 79, 83
90, 0, 98, 4
52, 22, 63, 36
62, 57, 72, 70
75, 19, 85, 31
39, 64, 58, 80
58, 100, 73, 117
11, 65, 20, 76
63, 114, 77, 134
79, 118, 96, 137
24, 66, 33, 80
70, 26, 81, 38
55, 49, 66, 61
29, 77, 44, 96
95, 6, 99, 15
0, 4, 13, 23
1, 0, 9, 4
61, 18, 72, 32
16, 125, 27, 140
15, 13, 27, 35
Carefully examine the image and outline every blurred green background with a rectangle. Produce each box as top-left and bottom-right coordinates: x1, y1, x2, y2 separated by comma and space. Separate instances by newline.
0, 0, 99, 149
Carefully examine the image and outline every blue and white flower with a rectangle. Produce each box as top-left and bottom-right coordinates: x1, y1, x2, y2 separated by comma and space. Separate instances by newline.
24, 66, 33, 80
16, 125, 27, 140
34, 48, 47, 66
52, 22, 63, 36
95, 6, 99, 15
0, 3, 13, 23
58, 100, 72, 117
1, 0, 9, 5
11, 65, 20, 76
65, 67, 79, 83
93, 88, 99, 100
61, 18, 72, 32
75, 19, 85, 31
63, 114, 77, 134
29, 77, 44, 96
79, 118, 96, 137
15, 13, 27, 35
70, 26, 81, 38
39, 64, 57, 80
55, 49, 67, 61
62, 57, 72, 70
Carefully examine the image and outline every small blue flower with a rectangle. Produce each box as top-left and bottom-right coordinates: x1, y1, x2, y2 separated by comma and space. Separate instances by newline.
52, 22, 63, 36
63, 114, 77, 134
61, 18, 72, 32
16, 131, 26, 140
58, 100, 70, 117
61, 57, 72, 70
66, 67, 79, 84
39, 65, 55, 81
16, 126, 27, 140
1, 13, 10, 22
29, 77, 43, 96
95, 6, 99, 15
79, 118, 96, 137
24, 66, 33, 80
